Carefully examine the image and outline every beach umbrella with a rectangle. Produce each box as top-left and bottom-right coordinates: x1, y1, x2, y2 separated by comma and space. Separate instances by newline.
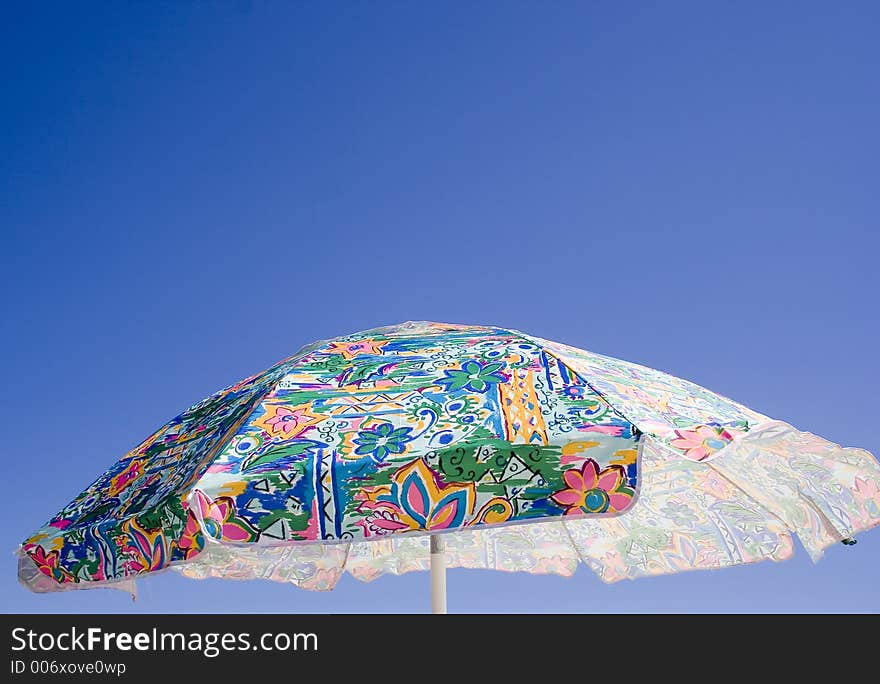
19, 321, 880, 612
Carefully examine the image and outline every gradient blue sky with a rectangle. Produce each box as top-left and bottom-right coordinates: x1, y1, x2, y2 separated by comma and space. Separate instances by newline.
2, 2, 878, 613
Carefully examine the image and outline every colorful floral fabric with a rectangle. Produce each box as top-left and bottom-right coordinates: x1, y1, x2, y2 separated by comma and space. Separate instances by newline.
19, 321, 880, 593
176, 422, 880, 589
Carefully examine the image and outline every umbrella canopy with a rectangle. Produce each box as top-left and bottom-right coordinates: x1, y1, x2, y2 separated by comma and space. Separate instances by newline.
20, 321, 880, 601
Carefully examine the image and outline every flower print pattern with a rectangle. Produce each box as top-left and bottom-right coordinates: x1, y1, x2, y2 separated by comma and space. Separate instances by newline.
352, 422, 415, 462
356, 458, 512, 536
176, 506, 205, 560
24, 544, 73, 584
122, 519, 167, 574
193, 490, 258, 543
668, 424, 739, 462
437, 360, 507, 393
550, 459, 635, 515
256, 404, 325, 439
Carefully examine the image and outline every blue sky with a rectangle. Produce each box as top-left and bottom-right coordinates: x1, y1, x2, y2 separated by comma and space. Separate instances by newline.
2, 2, 878, 613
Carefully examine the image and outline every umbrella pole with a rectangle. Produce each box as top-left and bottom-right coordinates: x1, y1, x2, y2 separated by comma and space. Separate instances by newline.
430, 534, 447, 614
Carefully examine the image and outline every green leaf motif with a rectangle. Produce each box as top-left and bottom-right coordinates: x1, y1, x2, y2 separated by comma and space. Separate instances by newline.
242, 442, 314, 471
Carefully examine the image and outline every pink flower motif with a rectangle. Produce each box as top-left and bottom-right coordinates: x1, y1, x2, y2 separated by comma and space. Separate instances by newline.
192, 490, 257, 543
355, 458, 512, 536
258, 404, 324, 438
120, 519, 167, 575
550, 458, 634, 515
25, 544, 74, 583
266, 407, 309, 434
669, 425, 735, 462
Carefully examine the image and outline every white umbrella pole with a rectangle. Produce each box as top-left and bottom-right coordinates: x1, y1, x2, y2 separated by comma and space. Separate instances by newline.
430, 534, 447, 614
